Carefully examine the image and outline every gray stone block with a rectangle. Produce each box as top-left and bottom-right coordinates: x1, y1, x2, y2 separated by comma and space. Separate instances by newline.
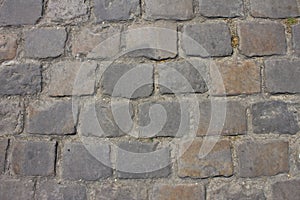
199, 0, 244, 18
272, 179, 300, 200
0, 139, 8, 173
0, 179, 34, 200
0, 99, 23, 135
292, 24, 300, 56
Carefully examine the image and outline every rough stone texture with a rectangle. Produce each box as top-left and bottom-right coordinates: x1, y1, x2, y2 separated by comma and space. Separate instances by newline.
95, 182, 148, 200
238, 22, 287, 56
207, 181, 266, 200
0, 139, 8, 173
46, 0, 88, 21
0, 99, 23, 135
157, 60, 208, 94
271, 179, 300, 200
0, 179, 34, 200
27, 100, 76, 135
72, 26, 121, 59
79, 100, 134, 137
252, 101, 299, 134
212, 60, 261, 95
237, 140, 289, 178
125, 22, 177, 60
24, 28, 67, 58
199, 0, 244, 18
182, 23, 232, 57
178, 139, 233, 178
116, 141, 171, 178
292, 24, 300, 56
48, 61, 97, 96
62, 142, 112, 181
101, 63, 154, 99
12, 140, 56, 176
93, 0, 140, 22
265, 59, 300, 94
0, 34, 17, 61
250, 0, 300, 19
36, 180, 87, 200
152, 184, 205, 200
197, 101, 247, 136
0, 0, 43, 26
0, 64, 41, 95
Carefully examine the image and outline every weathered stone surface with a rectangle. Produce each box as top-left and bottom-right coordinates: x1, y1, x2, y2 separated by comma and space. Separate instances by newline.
46, 0, 88, 21
237, 140, 289, 177
199, 0, 244, 18
79, 101, 134, 137
152, 184, 205, 200
101, 63, 154, 98
212, 60, 260, 95
24, 28, 67, 58
292, 24, 300, 56
250, 0, 299, 18
144, 0, 193, 20
238, 22, 287, 56
95, 182, 148, 200
62, 142, 112, 181
265, 59, 300, 94
0, 179, 34, 200
0, 64, 41, 95
207, 181, 266, 200
182, 23, 232, 57
178, 139, 233, 178
27, 100, 76, 135
48, 61, 97, 96
72, 26, 121, 59
157, 60, 208, 94
124, 22, 177, 60
0, 34, 17, 61
116, 141, 171, 178
197, 101, 247, 136
93, 0, 140, 22
0, 139, 8, 173
271, 179, 300, 200
0, 0, 43, 26
0, 99, 23, 135
36, 180, 87, 200
252, 101, 299, 134
12, 140, 56, 176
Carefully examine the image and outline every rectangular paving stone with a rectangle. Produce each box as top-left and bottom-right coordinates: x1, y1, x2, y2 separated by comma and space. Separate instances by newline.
116, 141, 171, 179
144, 0, 194, 20
212, 60, 260, 95
0, 34, 17, 61
0, 0, 43, 26
101, 63, 154, 99
237, 140, 289, 178
252, 101, 299, 134
0, 139, 8, 173
12, 140, 57, 176
62, 142, 112, 181
48, 61, 97, 96
178, 139, 233, 178
72, 26, 121, 59
36, 180, 87, 200
24, 28, 67, 58
152, 184, 205, 200
199, 0, 244, 18
265, 59, 300, 94
271, 179, 300, 200
124, 22, 177, 60
250, 0, 299, 18
0, 179, 34, 200
0, 99, 23, 135
0, 64, 41, 96
26, 100, 76, 135
238, 22, 287, 57
182, 22, 232, 57
292, 24, 300, 56
93, 0, 140, 22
